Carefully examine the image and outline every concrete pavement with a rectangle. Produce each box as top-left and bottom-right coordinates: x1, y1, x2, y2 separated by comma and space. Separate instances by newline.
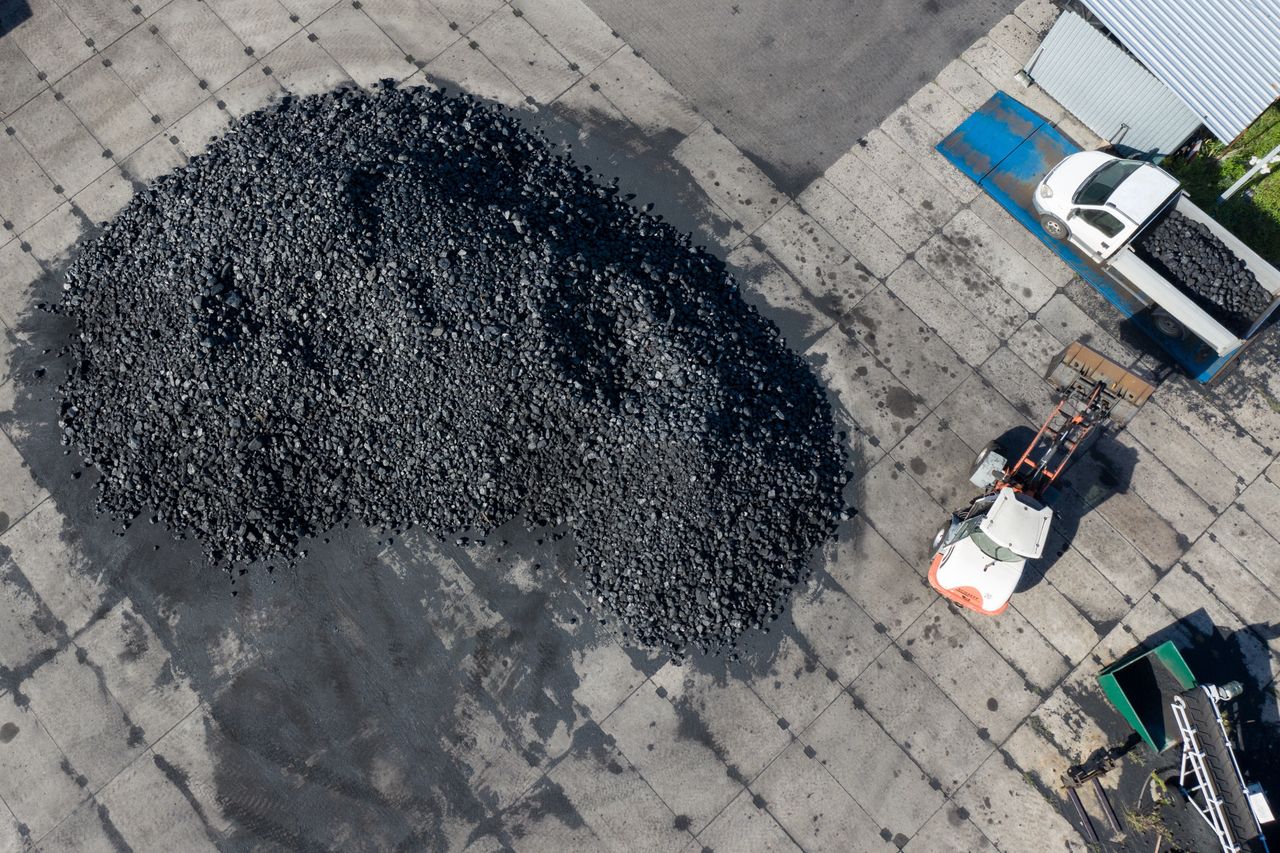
1, 0, 1278, 850
578, 0, 1014, 195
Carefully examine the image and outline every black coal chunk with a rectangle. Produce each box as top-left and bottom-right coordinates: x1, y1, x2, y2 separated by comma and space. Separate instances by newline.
1133, 209, 1271, 334
55, 83, 848, 658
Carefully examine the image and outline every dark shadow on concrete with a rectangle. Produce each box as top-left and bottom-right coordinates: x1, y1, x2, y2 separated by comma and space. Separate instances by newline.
580, 0, 1019, 195
0, 0, 32, 38
1018, 428, 1137, 603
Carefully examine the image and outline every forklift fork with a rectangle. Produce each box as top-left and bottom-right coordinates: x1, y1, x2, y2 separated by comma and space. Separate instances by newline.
998, 343, 1155, 499
1046, 342, 1155, 427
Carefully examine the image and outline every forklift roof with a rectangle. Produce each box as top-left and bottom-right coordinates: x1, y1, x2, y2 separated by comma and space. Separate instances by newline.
979, 488, 1053, 558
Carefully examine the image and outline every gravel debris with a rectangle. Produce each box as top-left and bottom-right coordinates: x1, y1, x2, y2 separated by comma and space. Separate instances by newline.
1134, 210, 1272, 333
55, 82, 848, 656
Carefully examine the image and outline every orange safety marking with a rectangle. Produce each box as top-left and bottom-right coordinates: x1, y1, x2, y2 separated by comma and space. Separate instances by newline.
927, 551, 1009, 616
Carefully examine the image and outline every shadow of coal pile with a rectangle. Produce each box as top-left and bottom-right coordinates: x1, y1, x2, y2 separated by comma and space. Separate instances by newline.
0, 84, 856, 849
0, 0, 32, 38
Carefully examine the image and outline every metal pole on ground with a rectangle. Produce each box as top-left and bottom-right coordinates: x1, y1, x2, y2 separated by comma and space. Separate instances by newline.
1217, 141, 1280, 204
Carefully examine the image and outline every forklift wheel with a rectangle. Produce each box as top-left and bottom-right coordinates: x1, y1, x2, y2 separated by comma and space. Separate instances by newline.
1039, 214, 1069, 240
1151, 308, 1186, 340
932, 526, 947, 551
973, 440, 1008, 474
975, 440, 1001, 467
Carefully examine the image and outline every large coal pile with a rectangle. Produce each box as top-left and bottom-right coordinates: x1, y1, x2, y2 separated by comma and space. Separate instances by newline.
55, 83, 847, 656
1134, 210, 1272, 333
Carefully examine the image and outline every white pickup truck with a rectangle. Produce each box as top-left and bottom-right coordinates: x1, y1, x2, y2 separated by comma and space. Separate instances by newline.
1032, 151, 1280, 357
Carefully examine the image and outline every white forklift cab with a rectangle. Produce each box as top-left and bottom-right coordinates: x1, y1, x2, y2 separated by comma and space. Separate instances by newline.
927, 343, 1155, 617
930, 487, 1053, 615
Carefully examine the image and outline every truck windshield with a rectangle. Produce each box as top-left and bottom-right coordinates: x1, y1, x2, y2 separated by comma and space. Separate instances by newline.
971, 529, 1021, 562
1074, 159, 1143, 205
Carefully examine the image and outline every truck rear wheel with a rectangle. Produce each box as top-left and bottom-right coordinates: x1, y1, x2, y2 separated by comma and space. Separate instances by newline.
969, 440, 1009, 488
1151, 308, 1186, 339
975, 439, 1008, 467
1039, 214, 1069, 240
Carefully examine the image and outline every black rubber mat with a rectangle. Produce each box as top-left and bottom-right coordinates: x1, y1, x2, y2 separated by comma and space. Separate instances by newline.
1178, 687, 1267, 853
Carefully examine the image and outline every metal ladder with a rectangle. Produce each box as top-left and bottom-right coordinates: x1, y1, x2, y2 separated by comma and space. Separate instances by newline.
1173, 691, 1239, 853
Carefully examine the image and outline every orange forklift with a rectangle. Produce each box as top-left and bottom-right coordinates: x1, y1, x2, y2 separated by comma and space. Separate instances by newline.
928, 342, 1155, 615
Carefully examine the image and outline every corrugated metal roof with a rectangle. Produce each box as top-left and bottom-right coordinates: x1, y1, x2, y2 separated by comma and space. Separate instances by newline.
1025, 12, 1202, 157
1082, 0, 1280, 142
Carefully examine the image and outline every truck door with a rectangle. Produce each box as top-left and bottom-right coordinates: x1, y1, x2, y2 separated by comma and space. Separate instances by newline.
1070, 207, 1132, 259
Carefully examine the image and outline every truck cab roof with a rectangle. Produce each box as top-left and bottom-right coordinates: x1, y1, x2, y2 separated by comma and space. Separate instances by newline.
1046, 150, 1118, 197
1091, 160, 1180, 223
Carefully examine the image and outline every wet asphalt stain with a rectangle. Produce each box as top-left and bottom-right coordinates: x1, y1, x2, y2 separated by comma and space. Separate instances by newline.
885, 386, 921, 420
96, 802, 135, 853
151, 752, 222, 846
119, 609, 149, 662
58, 756, 89, 788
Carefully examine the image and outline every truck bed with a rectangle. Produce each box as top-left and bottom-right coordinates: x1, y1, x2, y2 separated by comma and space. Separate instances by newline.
1108, 251, 1243, 356
1175, 197, 1280, 338
1125, 197, 1280, 339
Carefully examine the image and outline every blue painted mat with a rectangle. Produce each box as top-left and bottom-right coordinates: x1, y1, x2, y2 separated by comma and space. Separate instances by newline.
936, 91, 1234, 382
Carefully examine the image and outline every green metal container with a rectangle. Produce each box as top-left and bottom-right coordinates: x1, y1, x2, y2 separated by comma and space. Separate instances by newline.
1097, 640, 1197, 753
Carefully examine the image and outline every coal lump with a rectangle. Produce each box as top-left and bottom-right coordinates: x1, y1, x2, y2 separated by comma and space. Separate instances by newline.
57, 83, 848, 656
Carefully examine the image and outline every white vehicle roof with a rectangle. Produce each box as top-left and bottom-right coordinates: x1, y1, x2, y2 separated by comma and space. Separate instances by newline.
1043, 150, 1113, 196
1107, 164, 1179, 219
934, 535, 1024, 612
979, 488, 1053, 559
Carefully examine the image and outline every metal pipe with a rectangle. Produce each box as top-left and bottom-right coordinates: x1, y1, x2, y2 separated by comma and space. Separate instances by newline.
1093, 777, 1123, 833
1218, 141, 1280, 203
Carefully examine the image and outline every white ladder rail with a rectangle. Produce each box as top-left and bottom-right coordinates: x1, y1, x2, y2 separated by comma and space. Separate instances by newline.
1172, 694, 1242, 853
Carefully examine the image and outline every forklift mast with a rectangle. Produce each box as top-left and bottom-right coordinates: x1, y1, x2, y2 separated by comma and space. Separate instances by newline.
998, 343, 1155, 500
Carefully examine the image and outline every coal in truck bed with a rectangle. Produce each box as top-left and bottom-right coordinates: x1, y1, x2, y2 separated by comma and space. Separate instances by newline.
1132, 208, 1273, 336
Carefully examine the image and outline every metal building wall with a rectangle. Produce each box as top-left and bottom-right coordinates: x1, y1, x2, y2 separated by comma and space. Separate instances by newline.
1024, 12, 1203, 158
1082, 0, 1280, 144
